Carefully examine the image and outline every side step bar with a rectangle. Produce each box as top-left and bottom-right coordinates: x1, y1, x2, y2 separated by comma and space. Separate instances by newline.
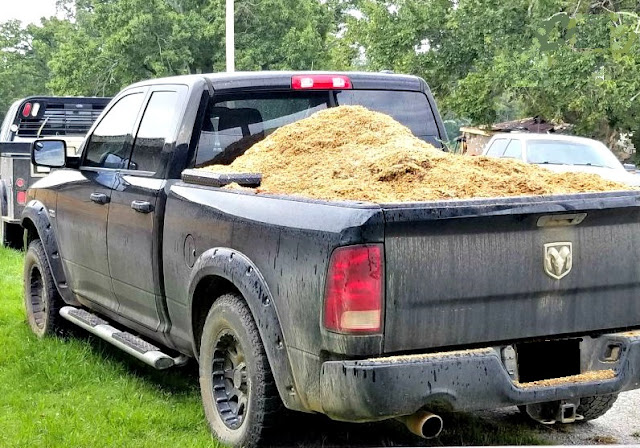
60, 306, 189, 370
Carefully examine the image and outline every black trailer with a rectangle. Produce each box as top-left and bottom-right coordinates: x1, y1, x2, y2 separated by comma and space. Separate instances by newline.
0, 96, 111, 246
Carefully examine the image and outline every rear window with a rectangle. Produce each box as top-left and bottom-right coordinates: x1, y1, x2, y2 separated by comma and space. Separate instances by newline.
336, 90, 439, 139
194, 90, 440, 167
195, 92, 328, 167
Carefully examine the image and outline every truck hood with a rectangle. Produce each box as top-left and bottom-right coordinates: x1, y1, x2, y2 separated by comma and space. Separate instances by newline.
537, 163, 640, 187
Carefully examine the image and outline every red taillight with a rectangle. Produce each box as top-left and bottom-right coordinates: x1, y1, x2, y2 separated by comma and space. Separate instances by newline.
324, 244, 384, 334
15, 178, 25, 188
22, 103, 32, 117
292, 75, 352, 90
16, 191, 27, 205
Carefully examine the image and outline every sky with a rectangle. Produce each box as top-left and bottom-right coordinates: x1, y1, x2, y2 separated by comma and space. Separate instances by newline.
0, 0, 59, 25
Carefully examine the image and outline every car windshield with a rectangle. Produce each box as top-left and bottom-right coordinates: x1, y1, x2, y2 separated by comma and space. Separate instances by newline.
526, 139, 623, 170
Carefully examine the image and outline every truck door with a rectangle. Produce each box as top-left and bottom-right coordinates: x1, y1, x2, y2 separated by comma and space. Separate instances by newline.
107, 86, 186, 331
56, 90, 147, 312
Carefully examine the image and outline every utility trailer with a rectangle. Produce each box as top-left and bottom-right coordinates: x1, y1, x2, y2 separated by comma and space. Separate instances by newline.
0, 142, 30, 246
0, 96, 110, 246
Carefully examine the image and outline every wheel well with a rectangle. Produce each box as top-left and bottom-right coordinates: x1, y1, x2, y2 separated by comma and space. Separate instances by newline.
22, 218, 38, 248
191, 275, 240, 355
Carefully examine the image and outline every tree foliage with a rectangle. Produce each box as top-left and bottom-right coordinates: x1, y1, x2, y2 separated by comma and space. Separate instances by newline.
343, 0, 640, 158
0, 0, 342, 114
2, 0, 640, 159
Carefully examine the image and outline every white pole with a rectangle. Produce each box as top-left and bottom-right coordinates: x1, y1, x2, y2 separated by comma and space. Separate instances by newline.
226, 0, 235, 72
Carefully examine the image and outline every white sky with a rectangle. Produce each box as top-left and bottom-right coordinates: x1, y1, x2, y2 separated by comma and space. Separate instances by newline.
0, 0, 59, 25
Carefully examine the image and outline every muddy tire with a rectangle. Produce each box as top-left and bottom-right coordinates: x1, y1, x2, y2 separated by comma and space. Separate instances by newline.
23, 239, 66, 337
577, 394, 618, 421
199, 293, 282, 448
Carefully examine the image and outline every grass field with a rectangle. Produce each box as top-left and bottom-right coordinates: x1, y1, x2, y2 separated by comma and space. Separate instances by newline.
0, 246, 548, 447
0, 247, 216, 448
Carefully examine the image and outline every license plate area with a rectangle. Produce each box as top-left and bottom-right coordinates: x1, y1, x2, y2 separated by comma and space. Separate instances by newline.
516, 339, 581, 383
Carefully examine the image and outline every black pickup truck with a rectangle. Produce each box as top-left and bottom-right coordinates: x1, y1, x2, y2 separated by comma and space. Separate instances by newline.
22, 72, 640, 447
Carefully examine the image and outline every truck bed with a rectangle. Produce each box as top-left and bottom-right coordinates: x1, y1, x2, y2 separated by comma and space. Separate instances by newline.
178, 172, 640, 355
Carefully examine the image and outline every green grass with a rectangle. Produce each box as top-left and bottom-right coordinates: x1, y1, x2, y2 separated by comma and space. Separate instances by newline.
0, 247, 216, 448
0, 246, 549, 447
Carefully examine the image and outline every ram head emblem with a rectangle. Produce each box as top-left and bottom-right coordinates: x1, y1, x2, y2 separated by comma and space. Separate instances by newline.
543, 242, 573, 280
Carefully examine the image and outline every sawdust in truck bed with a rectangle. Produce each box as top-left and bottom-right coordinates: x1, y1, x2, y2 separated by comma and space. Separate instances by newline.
199, 106, 628, 202
514, 370, 616, 389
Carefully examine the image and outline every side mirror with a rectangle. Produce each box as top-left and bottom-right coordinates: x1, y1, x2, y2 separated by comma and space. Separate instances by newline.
32, 139, 67, 168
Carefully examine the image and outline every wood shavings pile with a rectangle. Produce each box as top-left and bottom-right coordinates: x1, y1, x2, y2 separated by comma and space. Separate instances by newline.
199, 106, 628, 202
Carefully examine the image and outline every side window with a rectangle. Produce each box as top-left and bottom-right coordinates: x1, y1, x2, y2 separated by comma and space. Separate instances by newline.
83, 93, 145, 168
503, 139, 523, 159
130, 90, 182, 174
486, 138, 509, 157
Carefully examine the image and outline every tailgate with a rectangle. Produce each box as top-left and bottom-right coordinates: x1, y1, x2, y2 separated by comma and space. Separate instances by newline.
382, 191, 640, 353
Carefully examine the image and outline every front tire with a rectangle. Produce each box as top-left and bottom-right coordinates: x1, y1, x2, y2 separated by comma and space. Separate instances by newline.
199, 293, 282, 448
23, 239, 65, 337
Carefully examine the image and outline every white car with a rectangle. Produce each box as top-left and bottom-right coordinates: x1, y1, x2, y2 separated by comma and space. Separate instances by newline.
482, 133, 640, 186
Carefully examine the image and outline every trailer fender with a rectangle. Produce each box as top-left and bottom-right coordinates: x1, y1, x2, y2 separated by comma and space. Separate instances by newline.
188, 247, 305, 412
0, 180, 7, 217
21, 200, 79, 306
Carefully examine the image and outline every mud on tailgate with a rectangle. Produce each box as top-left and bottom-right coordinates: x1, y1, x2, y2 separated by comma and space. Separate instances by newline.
381, 192, 640, 353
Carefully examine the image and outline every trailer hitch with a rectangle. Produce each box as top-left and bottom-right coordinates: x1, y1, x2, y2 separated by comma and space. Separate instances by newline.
525, 399, 584, 424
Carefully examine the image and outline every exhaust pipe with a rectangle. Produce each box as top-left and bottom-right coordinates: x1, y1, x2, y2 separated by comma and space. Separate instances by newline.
397, 410, 443, 439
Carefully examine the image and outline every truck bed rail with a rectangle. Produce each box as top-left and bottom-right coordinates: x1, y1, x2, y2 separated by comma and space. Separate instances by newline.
181, 169, 262, 188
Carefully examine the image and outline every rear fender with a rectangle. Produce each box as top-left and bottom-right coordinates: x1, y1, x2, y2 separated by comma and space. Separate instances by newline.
21, 200, 79, 306
188, 247, 305, 411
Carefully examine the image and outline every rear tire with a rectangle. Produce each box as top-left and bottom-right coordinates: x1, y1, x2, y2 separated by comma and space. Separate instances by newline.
199, 293, 282, 448
517, 393, 618, 423
23, 239, 65, 337
577, 394, 618, 421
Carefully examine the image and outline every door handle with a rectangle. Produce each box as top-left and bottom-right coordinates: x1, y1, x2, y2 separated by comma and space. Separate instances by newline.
131, 200, 153, 213
90, 193, 109, 205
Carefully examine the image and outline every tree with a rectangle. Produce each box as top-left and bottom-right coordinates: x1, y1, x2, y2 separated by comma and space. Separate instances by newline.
0, 19, 66, 122
345, 0, 640, 159
44, 0, 342, 96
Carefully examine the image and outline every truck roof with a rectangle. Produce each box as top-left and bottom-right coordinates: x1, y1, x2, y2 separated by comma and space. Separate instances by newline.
128, 71, 428, 93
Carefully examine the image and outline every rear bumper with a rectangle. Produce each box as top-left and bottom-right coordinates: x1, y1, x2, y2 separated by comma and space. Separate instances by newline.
319, 330, 640, 421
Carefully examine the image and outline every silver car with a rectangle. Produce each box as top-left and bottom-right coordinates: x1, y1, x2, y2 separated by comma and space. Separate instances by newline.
482, 133, 640, 186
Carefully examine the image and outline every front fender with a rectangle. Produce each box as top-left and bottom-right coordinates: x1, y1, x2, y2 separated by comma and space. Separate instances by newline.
21, 200, 79, 306
188, 247, 306, 412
